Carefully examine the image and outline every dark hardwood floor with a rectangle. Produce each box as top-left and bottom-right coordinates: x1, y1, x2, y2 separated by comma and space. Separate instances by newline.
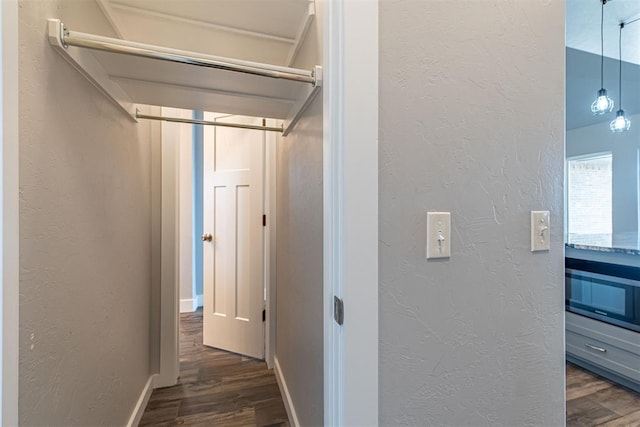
140, 309, 290, 427
567, 362, 640, 426
141, 312, 640, 426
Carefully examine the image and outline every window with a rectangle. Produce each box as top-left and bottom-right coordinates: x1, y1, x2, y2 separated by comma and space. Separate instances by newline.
567, 153, 613, 245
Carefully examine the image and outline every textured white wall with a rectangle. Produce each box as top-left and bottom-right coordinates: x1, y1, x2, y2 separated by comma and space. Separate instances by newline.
275, 6, 324, 427
19, 0, 155, 424
379, 1, 566, 425
2, 0, 20, 424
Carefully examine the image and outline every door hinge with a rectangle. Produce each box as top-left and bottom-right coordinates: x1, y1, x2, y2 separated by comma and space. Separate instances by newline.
334, 296, 344, 326
263, 214, 267, 227
262, 309, 266, 322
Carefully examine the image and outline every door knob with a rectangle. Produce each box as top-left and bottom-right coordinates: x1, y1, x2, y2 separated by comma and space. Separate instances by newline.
201, 233, 213, 242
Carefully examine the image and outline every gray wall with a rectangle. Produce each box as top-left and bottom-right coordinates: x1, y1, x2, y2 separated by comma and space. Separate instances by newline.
275, 7, 324, 427
566, 113, 640, 237
566, 48, 640, 131
19, 0, 155, 424
379, 1, 566, 425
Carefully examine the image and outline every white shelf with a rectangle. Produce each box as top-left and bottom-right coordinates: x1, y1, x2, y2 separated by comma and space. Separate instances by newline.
47, 19, 322, 134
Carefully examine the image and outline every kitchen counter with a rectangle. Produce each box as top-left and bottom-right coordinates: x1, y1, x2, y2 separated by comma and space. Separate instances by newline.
566, 232, 640, 256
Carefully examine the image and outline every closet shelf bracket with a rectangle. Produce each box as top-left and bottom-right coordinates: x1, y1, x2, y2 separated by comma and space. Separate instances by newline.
48, 19, 138, 121
47, 19, 323, 136
283, 65, 323, 136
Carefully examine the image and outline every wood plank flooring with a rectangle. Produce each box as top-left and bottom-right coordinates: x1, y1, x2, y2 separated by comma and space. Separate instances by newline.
567, 362, 640, 426
141, 312, 640, 426
140, 310, 289, 427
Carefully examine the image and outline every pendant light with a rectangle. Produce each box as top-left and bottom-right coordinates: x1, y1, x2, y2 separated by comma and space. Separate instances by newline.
592, 0, 615, 114
610, 23, 631, 132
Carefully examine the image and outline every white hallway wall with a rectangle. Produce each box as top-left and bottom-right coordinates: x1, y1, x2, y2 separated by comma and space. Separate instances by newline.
275, 2, 324, 426
18, 0, 156, 424
2, 0, 20, 424
379, 0, 566, 424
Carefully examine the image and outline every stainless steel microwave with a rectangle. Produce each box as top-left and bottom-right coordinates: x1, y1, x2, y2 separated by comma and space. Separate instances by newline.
565, 258, 640, 333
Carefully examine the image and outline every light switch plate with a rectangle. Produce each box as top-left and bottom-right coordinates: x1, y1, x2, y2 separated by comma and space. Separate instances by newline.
426, 212, 451, 259
531, 210, 550, 252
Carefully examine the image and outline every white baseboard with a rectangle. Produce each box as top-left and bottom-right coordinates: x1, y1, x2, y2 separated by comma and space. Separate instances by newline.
274, 356, 300, 427
153, 371, 178, 389
180, 298, 195, 313
126, 374, 157, 427
180, 295, 203, 312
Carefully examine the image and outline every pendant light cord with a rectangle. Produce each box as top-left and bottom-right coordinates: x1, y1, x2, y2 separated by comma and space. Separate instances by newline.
624, 16, 640, 26
601, 0, 605, 88
618, 23, 623, 108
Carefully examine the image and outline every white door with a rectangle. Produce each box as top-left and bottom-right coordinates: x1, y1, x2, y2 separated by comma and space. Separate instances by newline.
202, 114, 265, 359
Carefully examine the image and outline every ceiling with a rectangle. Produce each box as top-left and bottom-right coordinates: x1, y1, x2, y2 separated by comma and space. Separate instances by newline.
97, 0, 312, 65
566, 0, 640, 65
566, 0, 640, 130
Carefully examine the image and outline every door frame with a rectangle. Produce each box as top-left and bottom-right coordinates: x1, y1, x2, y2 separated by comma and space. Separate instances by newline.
322, 0, 378, 425
157, 0, 380, 424
264, 119, 277, 368
159, 111, 277, 381
0, 0, 380, 418
1, 0, 20, 424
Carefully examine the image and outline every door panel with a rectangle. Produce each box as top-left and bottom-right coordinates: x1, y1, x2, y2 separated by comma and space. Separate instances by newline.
215, 130, 252, 171
212, 185, 228, 316
203, 114, 265, 359
235, 184, 251, 321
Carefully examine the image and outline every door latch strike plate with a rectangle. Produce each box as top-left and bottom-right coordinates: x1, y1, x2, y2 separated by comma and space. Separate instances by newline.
334, 296, 344, 325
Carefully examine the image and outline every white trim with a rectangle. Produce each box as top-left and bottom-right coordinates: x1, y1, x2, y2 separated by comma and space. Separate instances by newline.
156, 108, 182, 389
341, 0, 379, 423
264, 119, 277, 369
162, 112, 275, 379
179, 299, 197, 313
110, 2, 295, 44
322, 0, 342, 423
286, 1, 316, 67
95, 0, 125, 39
1, 0, 19, 424
126, 374, 157, 427
323, 0, 379, 425
274, 356, 300, 427
178, 111, 194, 316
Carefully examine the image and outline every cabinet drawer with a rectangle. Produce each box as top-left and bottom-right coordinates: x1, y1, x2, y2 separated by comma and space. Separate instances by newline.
566, 312, 640, 356
566, 330, 640, 382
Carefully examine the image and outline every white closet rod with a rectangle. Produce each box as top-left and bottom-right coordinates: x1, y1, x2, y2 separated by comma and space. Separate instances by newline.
59, 24, 316, 85
136, 112, 284, 133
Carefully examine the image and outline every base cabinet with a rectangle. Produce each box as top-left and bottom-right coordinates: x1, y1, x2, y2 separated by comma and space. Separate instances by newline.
566, 312, 640, 393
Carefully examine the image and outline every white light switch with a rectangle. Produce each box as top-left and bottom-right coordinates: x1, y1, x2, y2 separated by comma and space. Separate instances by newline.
531, 210, 550, 252
426, 212, 451, 259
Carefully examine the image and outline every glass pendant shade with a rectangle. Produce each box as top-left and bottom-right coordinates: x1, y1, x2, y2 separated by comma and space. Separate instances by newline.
610, 109, 631, 132
591, 88, 614, 114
